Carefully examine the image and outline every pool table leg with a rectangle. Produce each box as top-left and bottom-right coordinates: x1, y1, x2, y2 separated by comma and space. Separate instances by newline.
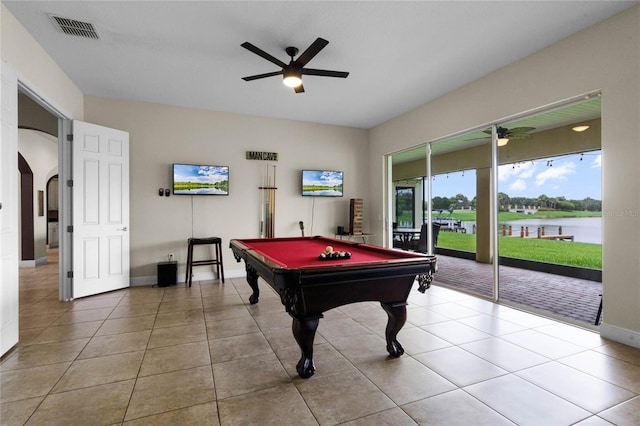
381, 302, 407, 358
292, 315, 321, 378
245, 264, 260, 304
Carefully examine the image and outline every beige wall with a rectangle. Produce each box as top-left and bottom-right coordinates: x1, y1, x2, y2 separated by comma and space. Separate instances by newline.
84, 96, 369, 282
1, 4, 83, 119
370, 6, 640, 345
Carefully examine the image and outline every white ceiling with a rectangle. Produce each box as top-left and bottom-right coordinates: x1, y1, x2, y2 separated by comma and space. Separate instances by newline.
3, 1, 636, 129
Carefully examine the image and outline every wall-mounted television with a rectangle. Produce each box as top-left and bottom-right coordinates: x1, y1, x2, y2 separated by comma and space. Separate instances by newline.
172, 164, 229, 195
301, 170, 343, 197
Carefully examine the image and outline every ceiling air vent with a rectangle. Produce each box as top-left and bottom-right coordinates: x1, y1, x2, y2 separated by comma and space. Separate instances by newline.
48, 14, 100, 40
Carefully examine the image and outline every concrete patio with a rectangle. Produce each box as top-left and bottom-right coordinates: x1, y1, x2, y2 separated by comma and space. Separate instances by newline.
432, 255, 603, 328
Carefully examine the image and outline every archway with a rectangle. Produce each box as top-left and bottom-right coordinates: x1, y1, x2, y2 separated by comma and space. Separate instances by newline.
18, 152, 34, 262
46, 175, 59, 247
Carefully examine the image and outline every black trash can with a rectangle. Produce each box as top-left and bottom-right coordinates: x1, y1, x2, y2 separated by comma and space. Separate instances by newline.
157, 261, 177, 287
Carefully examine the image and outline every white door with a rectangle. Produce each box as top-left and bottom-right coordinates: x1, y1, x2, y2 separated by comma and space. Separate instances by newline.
0, 62, 19, 356
72, 121, 130, 298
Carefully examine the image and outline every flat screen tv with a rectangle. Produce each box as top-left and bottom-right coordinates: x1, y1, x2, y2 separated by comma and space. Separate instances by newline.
301, 170, 343, 197
172, 164, 229, 195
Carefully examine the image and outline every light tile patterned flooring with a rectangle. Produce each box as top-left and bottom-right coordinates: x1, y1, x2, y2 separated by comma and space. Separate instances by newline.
2, 251, 640, 425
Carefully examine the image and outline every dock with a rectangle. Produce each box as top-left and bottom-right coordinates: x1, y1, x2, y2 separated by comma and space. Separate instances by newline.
525, 234, 574, 241
502, 225, 574, 241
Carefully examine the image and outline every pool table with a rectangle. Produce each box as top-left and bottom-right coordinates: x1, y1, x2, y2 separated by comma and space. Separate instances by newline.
230, 236, 436, 378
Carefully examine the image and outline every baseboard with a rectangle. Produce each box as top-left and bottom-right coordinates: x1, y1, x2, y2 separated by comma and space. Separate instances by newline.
19, 260, 36, 268
129, 276, 158, 287
129, 268, 246, 287
224, 269, 246, 279
19, 256, 48, 268
600, 323, 640, 349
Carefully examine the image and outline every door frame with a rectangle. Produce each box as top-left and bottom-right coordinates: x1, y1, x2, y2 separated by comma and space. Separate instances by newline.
394, 186, 416, 229
46, 174, 58, 246
17, 81, 72, 301
18, 152, 34, 263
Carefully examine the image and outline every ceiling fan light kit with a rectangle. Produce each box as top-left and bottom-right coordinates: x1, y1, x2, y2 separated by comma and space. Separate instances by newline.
497, 138, 510, 146
241, 37, 349, 93
283, 68, 302, 88
572, 125, 590, 132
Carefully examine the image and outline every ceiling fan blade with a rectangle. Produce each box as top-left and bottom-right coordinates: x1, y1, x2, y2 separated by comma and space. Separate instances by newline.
483, 126, 536, 138
508, 133, 533, 140
242, 71, 283, 81
302, 68, 349, 78
294, 84, 305, 94
295, 38, 329, 67
506, 127, 536, 140
507, 127, 536, 135
241, 42, 287, 68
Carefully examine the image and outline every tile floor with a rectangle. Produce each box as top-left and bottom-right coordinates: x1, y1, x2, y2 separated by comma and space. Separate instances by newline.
2, 251, 640, 425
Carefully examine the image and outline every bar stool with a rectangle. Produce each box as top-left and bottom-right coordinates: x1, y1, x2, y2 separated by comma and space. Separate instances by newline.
185, 237, 224, 287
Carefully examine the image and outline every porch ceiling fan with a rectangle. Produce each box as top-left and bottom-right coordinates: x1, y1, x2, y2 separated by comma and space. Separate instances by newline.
483, 126, 536, 146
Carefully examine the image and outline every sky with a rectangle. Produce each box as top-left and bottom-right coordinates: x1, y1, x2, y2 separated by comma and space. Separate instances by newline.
173, 164, 229, 183
302, 170, 344, 186
430, 151, 602, 201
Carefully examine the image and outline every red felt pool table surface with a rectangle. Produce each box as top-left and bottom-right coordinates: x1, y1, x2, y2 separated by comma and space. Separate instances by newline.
234, 236, 422, 269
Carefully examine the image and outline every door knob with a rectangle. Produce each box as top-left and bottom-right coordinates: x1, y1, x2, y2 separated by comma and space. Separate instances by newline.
118, 226, 128, 231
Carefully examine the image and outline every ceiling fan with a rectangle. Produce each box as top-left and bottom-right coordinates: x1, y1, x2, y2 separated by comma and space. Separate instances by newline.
241, 37, 349, 93
482, 126, 536, 146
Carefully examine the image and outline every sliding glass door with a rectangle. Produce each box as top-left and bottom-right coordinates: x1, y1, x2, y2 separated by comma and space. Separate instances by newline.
388, 94, 602, 325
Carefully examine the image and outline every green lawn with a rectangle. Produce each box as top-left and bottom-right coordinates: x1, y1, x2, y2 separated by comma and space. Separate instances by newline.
437, 231, 602, 269
402, 210, 602, 269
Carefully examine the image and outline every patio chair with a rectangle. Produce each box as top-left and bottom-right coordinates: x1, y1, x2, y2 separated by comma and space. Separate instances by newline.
406, 222, 440, 253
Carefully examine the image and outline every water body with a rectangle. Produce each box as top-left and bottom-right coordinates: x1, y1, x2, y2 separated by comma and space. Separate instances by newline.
455, 217, 602, 244
176, 188, 227, 195
500, 217, 602, 244
303, 190, 342, 196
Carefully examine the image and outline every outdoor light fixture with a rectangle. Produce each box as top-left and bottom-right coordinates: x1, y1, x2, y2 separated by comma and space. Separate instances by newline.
497, 137, 510, 146
283, 67, 302, 87
572, 125, 590, 132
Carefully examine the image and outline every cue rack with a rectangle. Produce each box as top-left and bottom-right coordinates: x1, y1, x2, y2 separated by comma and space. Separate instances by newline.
259, 165, 277, 238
